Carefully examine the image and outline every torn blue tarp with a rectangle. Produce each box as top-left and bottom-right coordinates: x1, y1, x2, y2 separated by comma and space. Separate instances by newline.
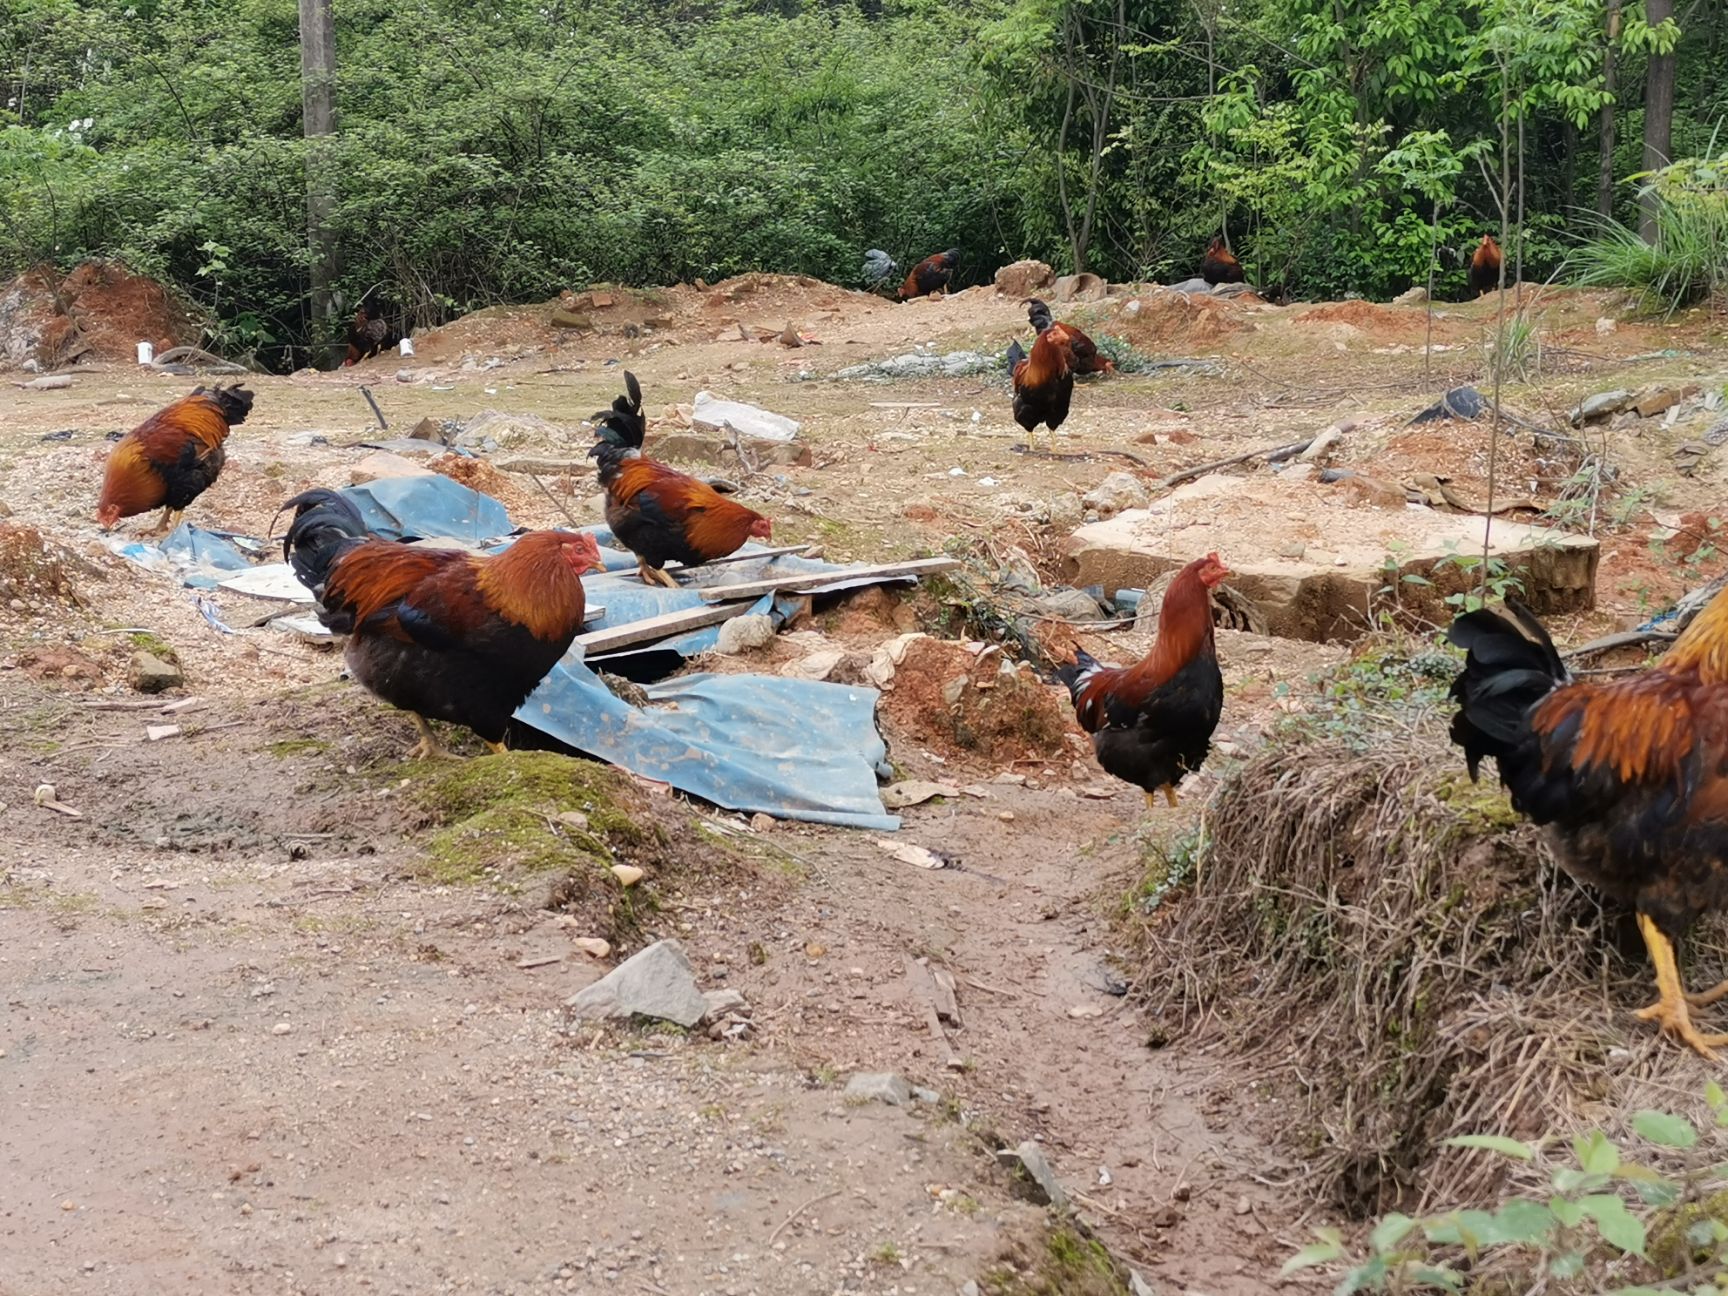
341, 475, 511, 542
519, 657, 898, 831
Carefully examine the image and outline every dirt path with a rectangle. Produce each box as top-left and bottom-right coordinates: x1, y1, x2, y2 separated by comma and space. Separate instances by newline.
1, 678, 1289, 1295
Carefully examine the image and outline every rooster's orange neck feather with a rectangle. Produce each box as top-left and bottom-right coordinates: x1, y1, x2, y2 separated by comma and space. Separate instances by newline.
1127, 566, 1216, 688
473, 533, 586, 641
1662, 587, 1728, 684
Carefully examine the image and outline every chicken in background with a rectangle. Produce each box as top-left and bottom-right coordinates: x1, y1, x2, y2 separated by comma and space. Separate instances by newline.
1056, 553, 1232, 809
897, 248, 959, 301
1005, 300, 1075, 439
1199, 236, 1245, 286
96, 384, 254, 534
1448, 590, 1728, 1057
279, 488, 603, 759
1468, 234, 1503, 296
1027, 298, 1115, 376
862, 248, 900, 293
589, 371, 772, 588
343, 300, 392, 366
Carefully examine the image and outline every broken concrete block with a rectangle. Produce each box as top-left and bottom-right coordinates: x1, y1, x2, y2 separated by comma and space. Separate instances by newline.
1061, 473, 1598, 642
565, 939, 707, 1027
350, 450, 434, 485
691, 393, 801, 442
994, 260, 1055, 298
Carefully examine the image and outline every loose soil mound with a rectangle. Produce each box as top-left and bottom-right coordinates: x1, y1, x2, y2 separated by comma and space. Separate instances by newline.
0, 261, 196, 369
1116, 291, 1251, 349
1295, 299, 1426, 337
1128, 699, 1728, 1215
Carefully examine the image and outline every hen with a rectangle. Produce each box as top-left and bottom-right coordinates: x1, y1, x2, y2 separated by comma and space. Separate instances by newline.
97, 384, 254, 533
898, 249, 959, 301
1468, 234, 1502, 295
1449, 590, 1728, 1056
280, 488, 602, 759
1057, 553, 1232, 809
589, 372, 772, 587
1199, 236, 1245, 286
1005, 303, 1075, 440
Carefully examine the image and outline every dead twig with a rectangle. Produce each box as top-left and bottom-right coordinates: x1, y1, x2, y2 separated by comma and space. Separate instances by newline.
1158, 437, 1313, 490
766, 1189, 842, 1247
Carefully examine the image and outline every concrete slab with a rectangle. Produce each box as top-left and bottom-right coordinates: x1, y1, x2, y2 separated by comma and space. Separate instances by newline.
1060, 473, 1598, 642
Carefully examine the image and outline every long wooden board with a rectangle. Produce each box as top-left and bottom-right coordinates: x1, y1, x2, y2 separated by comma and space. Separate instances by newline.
696, 556, 960, 603
576, 602, 752, 655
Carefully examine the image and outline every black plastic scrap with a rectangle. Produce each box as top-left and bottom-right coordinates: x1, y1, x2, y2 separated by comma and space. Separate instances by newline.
1408, 385, 1486, 425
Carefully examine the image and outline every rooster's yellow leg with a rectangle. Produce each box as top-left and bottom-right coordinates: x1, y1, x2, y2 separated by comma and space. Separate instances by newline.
636, 559, 680, 589
406, 714, 452, 762
1144, 790, 1157, 811
1633, 914, 1728, 1060
1163, 785, 1179, 809
152, 507, 183, 536
481, 739, 509, 756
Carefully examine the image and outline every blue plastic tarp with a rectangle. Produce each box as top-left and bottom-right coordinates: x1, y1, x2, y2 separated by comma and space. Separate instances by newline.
344, 475, 512, 542
519, 657, 898, 831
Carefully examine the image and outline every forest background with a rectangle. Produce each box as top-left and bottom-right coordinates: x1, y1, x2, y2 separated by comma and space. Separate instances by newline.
0, 0, 1720, 368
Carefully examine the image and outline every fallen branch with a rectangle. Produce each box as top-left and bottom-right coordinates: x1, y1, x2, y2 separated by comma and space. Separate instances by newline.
1565, 629, 1677, 659
1158, 437, 1313, 490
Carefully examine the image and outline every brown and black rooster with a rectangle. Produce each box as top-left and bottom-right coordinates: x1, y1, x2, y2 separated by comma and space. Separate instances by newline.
590, 373, 773, 587
1468, 235, 1502, 296
1056, 553, 1232, 809
1006, 301, 1075, 438
1449, 589, 1728, 1057
281, 488, 603, 759
97, 384, 254, 533
898, 249, 959, 301
1199, 236, 1245, 286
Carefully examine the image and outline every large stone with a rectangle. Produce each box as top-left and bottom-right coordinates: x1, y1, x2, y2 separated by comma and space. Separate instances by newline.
1051, 273, 1107, 303
994, 259, 1056, 298
1061, 473, 1599, 642
350, 450, 434, 485
128, 650, 183, 694
1082, 471, 1149, 519
690, 393, 801, 443
844, 1072, 913, 1106
565, 939, 708, 1027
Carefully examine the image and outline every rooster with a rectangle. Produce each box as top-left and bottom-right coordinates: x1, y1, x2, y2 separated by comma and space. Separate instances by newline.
589, 372, 772, 588
1199, 236, 1245, 286
1027, 299, 1114, 376
1056, 553, 1232, 809
898, 249, 959, 301
1468, 235, 1502, 296
96, 384, 254, 533
1448, 590, 1728, 1057
1006, 302, 1075, 439
280, 488, 603, 759
343, 301, 391, 366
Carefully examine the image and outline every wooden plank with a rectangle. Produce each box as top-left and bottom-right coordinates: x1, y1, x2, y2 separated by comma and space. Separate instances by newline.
576, 601, 752, 654
669, 544, 813, 570
696, 557, 960, 603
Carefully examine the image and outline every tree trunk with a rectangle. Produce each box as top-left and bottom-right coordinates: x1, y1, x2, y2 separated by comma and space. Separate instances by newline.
300, 0, 339, 366
1598, 0, 1620, 218
1640, 0, 1676, 242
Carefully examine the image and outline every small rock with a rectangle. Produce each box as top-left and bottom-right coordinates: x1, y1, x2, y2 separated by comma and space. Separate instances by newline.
1045, 491, 1085, 532
912, 1086, 941, 1104
940, 676, 967, 707
1392, 285, 1428, 305
749, 812, 774, 832
1003, 1141, 1069, 1210
715, 614, 776, 655
565, 939, 709, 1027
1632, 385, 1693, 419
570, 937, 611, 959
128, 651, 183, 694
844, 1072, 913, 1106
880, 780, 960, 809
609, 864, 645, 888
1235, 1194, 1253, 1215
271, 1022, 292, 1036
556, 810, 590, 831
1129, 1271, 1157, 1296
783, 647, 846, 681
1570, 389, 1633, 426
1595, 316, 1618, 335
1082, 471, 1149, 519
701, 988, 750, 1022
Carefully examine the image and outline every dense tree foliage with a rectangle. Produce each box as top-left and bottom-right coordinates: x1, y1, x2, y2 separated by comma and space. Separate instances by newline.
0, 0, 1724, 366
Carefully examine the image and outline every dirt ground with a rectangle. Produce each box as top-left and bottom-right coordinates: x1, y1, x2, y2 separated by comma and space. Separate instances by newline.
2, 272, 1727, 1295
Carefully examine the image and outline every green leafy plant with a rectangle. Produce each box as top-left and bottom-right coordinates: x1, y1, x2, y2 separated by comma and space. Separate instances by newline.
1286, 1089, 1728, 1294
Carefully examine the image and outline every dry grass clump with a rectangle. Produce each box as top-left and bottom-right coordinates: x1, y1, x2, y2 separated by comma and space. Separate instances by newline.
1128, 722, 1728, 1217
